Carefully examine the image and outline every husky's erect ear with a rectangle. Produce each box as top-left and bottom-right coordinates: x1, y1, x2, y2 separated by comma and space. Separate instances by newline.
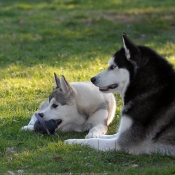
54, 73, 60, 89
122, 32, 139, 60
60, 75, 72, 96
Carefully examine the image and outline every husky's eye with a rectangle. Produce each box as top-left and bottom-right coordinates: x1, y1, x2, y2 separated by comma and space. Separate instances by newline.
110, 65, 116, 70
52, 104, 58, 108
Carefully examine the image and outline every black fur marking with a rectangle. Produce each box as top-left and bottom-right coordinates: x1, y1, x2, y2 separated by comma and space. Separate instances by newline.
113, 48, 136, 81
152, 118, 175, 142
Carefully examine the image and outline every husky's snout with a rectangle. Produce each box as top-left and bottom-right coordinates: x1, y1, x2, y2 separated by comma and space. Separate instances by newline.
91, 76, 96, 84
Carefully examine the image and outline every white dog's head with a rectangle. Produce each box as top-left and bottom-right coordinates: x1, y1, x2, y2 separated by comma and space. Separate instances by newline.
40, 73, 78, 131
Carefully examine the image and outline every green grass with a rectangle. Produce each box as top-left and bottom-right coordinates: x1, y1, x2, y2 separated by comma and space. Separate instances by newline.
1, 0, 175, 174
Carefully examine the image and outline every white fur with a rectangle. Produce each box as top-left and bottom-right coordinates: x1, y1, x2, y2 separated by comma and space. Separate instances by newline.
65, 137, 120, 151
99, 133, 119, 139
117, 115, 133, 134
123, 38, 131, 60
21, 78, 116, 139
65, 115, 133, 151
92, 57, 130, 98
85, 109, 108, 139
99, 115, 132, 140
65, 58, 132, 151
65, 34, 175, 156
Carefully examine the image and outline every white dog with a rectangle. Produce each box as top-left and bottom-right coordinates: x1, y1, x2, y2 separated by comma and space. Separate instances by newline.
21, 73, 116, 139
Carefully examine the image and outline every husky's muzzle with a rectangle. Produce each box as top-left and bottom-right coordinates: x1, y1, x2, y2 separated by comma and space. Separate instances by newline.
91, 77, 118, 92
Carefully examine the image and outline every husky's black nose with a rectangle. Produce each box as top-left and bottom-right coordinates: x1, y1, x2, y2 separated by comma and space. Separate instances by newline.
91, 77, 96, 84
38, 113, 44, 117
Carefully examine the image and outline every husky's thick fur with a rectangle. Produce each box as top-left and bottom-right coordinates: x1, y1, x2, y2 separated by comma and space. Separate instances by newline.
65, 32, 175, 156
21, 73, 116, 139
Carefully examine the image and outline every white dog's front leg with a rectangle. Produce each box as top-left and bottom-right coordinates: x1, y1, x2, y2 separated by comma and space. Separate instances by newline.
21, 114, 37, 131
85, 124, 108, 139
85, 109, 109, 139
65, 138, 120, 151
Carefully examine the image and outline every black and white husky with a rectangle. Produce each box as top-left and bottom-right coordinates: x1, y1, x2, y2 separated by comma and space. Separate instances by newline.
65, 32, 175, 155
21, 73, 116, 139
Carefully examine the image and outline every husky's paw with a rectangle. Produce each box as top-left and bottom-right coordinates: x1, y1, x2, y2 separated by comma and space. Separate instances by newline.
99, 133, 118, 139
65, 139, 77, 144
21, 125, 34, 131
85, 132, 101, 139
98, 134, 109, 139
65, 138, 118, 151
64, 138, 99, 150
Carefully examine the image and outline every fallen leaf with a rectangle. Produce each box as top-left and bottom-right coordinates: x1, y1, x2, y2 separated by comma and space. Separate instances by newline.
19, 20, 25, 25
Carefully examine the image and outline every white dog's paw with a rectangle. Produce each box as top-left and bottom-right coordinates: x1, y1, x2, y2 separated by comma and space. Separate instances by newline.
21, 126, 28, 131
21, 125, 34, 131
85, 131, 101, 139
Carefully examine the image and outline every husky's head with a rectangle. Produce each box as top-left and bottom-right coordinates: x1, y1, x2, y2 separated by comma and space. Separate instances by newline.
91, 32, 140, 97
40, 73, 77, 131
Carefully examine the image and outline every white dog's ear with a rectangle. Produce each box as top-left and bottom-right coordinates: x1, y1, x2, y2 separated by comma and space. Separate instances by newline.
122, 32, 139, 60
54, 73, 60, 89
60, 75, 72, 96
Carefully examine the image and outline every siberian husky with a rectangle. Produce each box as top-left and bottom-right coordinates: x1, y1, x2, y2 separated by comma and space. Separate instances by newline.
65, 32, 175, 156
21, 73, 116, 139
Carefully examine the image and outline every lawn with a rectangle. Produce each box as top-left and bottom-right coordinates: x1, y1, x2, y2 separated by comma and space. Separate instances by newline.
1, 0, 175, 174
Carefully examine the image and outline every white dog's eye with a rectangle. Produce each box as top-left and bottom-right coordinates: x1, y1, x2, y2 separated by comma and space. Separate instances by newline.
110, 65, 116, 70
52, 104, 58, 108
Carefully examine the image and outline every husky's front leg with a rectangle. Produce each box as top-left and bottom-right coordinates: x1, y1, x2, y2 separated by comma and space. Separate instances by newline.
21, 114, 36, 131
65, 138, 120, 151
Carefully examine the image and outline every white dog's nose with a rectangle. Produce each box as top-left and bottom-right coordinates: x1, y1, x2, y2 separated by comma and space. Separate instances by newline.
38, 113, 44, 117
